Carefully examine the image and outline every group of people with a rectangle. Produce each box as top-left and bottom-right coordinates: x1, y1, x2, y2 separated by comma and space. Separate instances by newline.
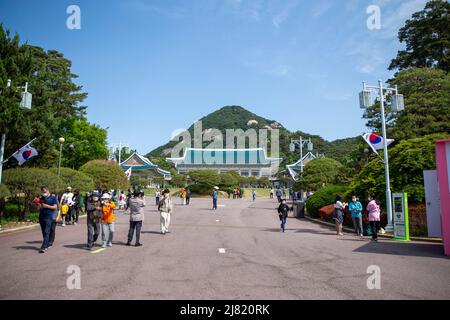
333, 195, 382, 242
227, 188, 243, 199
177, 187, 191, 205
35, 185, 175, 253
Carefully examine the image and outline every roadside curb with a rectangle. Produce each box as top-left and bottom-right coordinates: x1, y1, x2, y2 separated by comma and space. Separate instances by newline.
301, 215, 443, 244
0, 214, 87, 235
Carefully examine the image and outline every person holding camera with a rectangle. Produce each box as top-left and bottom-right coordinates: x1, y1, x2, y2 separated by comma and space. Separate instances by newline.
37, 186, 58, 253
127, 190, 146, 246
100, 193, 116, 248
86, 190, 102, 250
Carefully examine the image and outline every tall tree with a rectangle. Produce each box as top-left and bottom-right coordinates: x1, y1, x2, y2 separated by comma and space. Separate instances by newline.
363, 68, 450, 141
389, 0, 450, 72
0, 24, 107, 169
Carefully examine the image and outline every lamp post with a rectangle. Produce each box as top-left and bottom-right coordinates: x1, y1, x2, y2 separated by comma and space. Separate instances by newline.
359, 80, 405, 232
289, 136, 313, 173
58, 137, 65, 177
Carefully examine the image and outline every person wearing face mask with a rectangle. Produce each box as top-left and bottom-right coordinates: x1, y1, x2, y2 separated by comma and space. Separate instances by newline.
277, 199, 290, 232
100, 193, 116, 247
86, 190, 102, 250
348, 195, 363, 237
37, 186, 58, 253
158, 189, 173, 235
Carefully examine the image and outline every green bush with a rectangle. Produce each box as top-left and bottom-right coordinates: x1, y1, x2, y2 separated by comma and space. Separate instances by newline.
188, 184, 213, 195
80, 160, 130, 191
49, 167, 95, 192
305, 184, 348, 218
3, 168, 64, 219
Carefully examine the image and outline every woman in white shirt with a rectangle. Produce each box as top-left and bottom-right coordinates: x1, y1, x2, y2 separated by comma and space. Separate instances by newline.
333, 195, 347, 236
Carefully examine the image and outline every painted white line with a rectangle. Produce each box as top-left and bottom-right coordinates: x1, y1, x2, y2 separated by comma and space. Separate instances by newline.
218, 248, 226, 254
217, 205, 225, 207
215, 220, 220, 222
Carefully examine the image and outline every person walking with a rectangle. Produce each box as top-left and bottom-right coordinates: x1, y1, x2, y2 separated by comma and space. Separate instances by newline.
333, 195, 347, 236
60, 187, 74, 227
158, 189, 173, 235
276, 188, 282, 203
186, 188, 191, 205
367, 196, 381, 242
100, 193, 116, 247
212, 187, 219, 210
37, 186, 58, 253
86, 190, 102, 250
252, 189, 256, 201
349, 195, 363, 237
181, 189, 187, 205
155, 190, 161, 206
72, 190, 82, 225
269, 188, 274, 199
127, 190, 146, 246
277, 199, 289, 233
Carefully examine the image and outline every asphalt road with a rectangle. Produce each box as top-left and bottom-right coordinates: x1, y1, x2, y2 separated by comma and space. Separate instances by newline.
0, 197, 449, 300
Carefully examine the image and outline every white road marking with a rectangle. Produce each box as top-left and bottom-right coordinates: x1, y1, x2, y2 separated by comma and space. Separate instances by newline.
216, 220, 220, 222
218, 248, 226, 254
217, 205, 225, 207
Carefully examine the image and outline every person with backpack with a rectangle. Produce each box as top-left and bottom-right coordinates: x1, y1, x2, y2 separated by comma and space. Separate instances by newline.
127, 190, 146, 246
277, 199, 289, 233
158, 189, 173, 235
349, 195, 364, 237
367, 196, 381, 242
86, 190, 102, 250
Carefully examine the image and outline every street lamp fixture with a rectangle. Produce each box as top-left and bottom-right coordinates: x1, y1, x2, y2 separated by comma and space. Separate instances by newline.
58, 137, 65, 176
290, 136, 313, 173
359, 80, 405, 232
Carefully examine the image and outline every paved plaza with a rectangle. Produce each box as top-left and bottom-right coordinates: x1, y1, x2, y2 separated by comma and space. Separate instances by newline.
0, 197, 449, 300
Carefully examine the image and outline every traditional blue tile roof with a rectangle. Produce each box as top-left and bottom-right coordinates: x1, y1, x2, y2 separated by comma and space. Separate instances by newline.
120, 152, 171, 176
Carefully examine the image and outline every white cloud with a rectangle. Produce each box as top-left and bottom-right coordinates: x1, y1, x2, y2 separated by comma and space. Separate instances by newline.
311, 0, 333, 18
272, 1, 298, 28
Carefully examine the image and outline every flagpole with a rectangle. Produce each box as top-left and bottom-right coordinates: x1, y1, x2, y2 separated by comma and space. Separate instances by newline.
0, 133, 6, 185
379, 80, 393, 232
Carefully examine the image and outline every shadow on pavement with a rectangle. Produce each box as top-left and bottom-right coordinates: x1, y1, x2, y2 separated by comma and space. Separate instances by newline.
64, 243, 89, 250
353, 240, 449, 259
13, 245, 40, 251
142, 231, 163, 235
295, 228, 336, 235
26, 241, 42, 244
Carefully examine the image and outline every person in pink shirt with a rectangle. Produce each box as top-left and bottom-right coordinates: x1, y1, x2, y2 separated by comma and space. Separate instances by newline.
367, 196, 381, 242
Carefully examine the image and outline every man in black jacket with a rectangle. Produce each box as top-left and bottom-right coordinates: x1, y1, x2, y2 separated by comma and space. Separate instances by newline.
277, 199, 290, 233
86, 190, 102, 250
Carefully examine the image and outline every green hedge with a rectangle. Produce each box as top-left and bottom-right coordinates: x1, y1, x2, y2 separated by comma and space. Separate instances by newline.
188, 184, 213, 195
305, 184, 348, 218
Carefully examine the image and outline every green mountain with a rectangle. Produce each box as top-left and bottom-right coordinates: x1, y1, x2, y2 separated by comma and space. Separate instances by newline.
146, 105, 361, 167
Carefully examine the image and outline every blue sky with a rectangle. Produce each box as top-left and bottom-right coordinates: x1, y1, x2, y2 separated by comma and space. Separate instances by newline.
0, 0, 427, 154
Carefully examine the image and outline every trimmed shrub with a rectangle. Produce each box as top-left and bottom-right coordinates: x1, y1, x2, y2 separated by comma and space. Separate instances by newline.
3, 168, 64, 219
79, 160, 130, 191
305, 184, 347, 218
49, 167, 95, 192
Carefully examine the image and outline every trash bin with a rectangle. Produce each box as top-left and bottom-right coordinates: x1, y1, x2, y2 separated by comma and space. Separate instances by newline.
292, 201, 305, 218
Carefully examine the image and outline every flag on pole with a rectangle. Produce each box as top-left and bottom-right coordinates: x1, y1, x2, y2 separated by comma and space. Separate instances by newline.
287, 166, 299, 181
13, 143, 38, 166
124, 167, 132, 180
362, 133, 394, 154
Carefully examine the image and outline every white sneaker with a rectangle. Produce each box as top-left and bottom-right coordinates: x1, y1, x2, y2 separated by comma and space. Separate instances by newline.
62, 223, 66, 227
74, 222, 77, 225
101, 243, 106, 248
107, 242, 112, 247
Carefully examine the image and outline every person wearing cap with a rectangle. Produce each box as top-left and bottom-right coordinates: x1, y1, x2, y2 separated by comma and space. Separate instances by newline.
60, 187, 74, 227
212, 187, 219, 210
158, 189, 173, 235
127, 190, 146, 246
100, 193, 116, 247
86, 191, 102, 250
